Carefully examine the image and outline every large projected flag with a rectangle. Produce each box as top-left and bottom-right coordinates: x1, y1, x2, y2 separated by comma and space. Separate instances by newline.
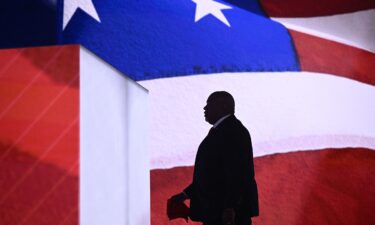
1, 0, 375, 225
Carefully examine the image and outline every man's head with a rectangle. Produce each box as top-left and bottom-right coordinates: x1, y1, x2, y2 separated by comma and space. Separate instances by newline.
204, 91, 235, 125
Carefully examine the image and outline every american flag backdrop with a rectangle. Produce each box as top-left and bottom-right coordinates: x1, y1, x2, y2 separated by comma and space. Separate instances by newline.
0, 0, 374, 225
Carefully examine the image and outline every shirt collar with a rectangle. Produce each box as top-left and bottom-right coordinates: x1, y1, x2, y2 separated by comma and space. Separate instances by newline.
212, 114, 231, 129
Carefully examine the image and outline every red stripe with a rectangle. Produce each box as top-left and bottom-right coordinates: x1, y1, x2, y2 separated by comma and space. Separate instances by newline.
0, 45, 79, 172
260, 0, 375, 17
57, 207, 78, 225
0, 47, 65, 120
0, 117, 78, 206
151, 148, 375, 225
289, 29, 375, 86
0, 45, 79, 225
0, 144, 79, 225
17, 162, 79, 225
0, 49, 23, 78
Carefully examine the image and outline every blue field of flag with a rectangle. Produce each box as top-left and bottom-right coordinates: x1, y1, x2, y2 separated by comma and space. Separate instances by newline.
0, 0, 301, 81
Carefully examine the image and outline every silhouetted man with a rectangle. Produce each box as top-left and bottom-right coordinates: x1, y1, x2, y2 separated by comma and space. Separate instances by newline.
170, 91, 259, 225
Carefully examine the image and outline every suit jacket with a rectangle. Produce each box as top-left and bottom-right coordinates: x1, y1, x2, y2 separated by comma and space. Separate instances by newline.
184, 115, 259, 222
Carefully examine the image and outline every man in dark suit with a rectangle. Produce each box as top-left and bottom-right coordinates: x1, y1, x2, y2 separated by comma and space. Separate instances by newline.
170, 91, 259, 225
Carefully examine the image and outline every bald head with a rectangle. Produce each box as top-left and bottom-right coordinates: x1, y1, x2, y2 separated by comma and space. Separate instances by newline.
204, 91, 235, 124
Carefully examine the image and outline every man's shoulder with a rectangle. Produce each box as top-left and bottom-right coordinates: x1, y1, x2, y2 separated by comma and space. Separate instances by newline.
218, 115, 250, 135
215, 116, 252, 148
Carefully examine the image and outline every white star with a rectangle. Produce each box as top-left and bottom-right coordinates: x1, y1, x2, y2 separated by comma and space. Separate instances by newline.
63, 0, 101, 30
192, 0, 232, 27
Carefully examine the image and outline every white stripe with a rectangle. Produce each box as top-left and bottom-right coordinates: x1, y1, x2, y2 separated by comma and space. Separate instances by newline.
139, 72, 375, 169
272, 9, 375, 53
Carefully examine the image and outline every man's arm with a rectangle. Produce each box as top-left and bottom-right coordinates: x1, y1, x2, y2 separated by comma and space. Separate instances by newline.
220, 128, 251, 209
221, 134, 247, 208
183, 183, 193, 198
220, 128, 251, 225
170, 184, 192, 203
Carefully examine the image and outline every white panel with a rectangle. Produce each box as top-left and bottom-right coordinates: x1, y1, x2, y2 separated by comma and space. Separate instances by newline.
127, 80, 150, 225
80, 47, 149, 225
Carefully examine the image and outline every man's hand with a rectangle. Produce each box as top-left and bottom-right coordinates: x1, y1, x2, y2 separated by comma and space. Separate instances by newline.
167, 192, 190, 222
222, 208, 235, 225
170, 192, 189, 203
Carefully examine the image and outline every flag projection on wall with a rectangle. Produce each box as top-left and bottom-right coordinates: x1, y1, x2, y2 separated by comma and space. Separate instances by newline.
1, 0, 375, 225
